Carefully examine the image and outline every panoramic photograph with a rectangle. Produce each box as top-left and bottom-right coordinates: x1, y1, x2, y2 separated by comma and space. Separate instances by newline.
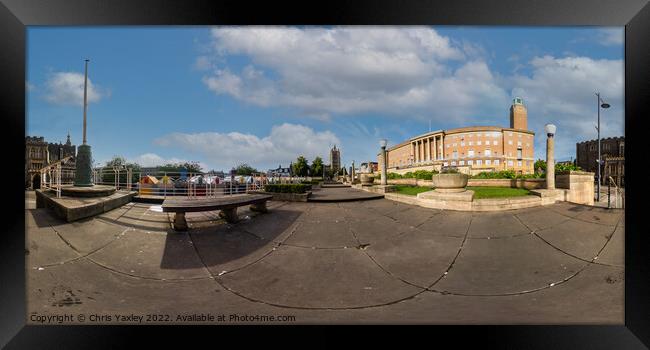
25, 26, 624, 324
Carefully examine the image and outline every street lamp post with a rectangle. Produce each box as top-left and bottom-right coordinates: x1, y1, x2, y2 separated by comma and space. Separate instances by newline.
595, 92, 611, 202
545, 124, 556, 190
380, 139, 388, 185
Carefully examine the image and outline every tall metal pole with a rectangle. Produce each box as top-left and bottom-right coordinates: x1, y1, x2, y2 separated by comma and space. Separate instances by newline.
83, 59, 89, 145
596, 92, 601, 202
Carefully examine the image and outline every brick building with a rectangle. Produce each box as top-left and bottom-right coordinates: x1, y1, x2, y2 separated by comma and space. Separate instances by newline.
379, 98, 535, 176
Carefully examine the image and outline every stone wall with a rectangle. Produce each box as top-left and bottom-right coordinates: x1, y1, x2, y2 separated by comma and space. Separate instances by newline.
382, 177, 544, 189
556, 171, 595, 206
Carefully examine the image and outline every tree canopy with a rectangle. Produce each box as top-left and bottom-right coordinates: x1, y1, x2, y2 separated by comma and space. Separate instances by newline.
292, 156, 309, 176
234, 163, 258, 176
311, 156, 323, 177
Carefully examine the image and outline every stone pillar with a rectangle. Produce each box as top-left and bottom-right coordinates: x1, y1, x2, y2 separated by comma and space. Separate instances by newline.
380, 146, 387, 185
546, 133, 555, 189
172, 212, 188, 231
351, 160, 355, 182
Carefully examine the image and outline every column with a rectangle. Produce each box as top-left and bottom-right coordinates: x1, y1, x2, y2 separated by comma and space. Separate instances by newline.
546, 133, 555, 189
433, 136, 437, 160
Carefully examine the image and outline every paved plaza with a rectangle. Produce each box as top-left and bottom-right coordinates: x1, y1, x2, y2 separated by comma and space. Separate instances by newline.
25, 189, 624, 324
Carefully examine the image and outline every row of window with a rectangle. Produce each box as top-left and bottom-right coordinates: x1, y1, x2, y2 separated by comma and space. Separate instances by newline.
449, 149, 523, 159
447, 132, 532, 140
444, 160, 530, 167
447, 140, 531, 147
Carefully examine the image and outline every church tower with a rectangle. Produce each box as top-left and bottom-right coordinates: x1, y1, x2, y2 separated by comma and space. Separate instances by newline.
509, 97, 528, 130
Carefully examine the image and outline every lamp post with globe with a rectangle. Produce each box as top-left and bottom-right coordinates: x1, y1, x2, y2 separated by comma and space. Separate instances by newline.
380, 139, 388, 185
545, 124, 557, 190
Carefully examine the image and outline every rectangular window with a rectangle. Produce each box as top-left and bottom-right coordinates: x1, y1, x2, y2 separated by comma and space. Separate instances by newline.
477, 141, 482, 146
517, 141, 522, 146
469, 141, 473, 146
508, 140, 513, 145
468, 150, 475, 157
494, 159, 500, 165
443, 162, 449, 166
485, 159, 491, 165
476, 159, 482, 165
451, 161, 457, 166
460, 160, 465, 165
517, 149, 523, 159
467, 160, 473, 165
518, 161, 522, 167
484, 149, 492, 156
508, 160, 514, 166
460, 141, 465, 146
453, 151, 458, 159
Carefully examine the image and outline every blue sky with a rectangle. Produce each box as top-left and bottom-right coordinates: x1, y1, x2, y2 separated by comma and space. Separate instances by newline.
27, 26, 624, 171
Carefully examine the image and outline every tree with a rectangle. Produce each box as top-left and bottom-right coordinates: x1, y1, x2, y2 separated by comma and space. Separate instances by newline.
311, 156, 323, 177
534, 159, 546, 173
292, 156, 309, 177
234, 163, 257, 176
101, 156, 140, 184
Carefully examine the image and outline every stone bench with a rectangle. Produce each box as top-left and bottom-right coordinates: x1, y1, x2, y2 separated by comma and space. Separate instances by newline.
161, 194, 273, 231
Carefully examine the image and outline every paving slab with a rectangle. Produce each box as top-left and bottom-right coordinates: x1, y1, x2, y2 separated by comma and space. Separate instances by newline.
26, 219, 81, 268
385, 206, 441, 228
359, 198, 411, 216
190, 225, 279, 275
547, 202, 592, 218
89, 229, 210, 280
416, 210, 473, 238
365, 229, 464, 287
536, 218, 615, 261
349, 214, 412, 244
51, 217, 129, 254
283, 220, 358, 248
591, 224, 624, 267
573, 207, 623, 226
468, 212, 531, 238
235, 205, 304, 241
219, 245, 422, 309
308, 187, 384, 202
512, 206, 571, 231
434, 234, 585, 295
26, 195, 626, 323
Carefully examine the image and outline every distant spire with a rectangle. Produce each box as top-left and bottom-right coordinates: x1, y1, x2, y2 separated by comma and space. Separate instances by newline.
66, 132, 71, 145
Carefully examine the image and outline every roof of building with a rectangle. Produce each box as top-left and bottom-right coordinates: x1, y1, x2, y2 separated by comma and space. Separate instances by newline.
577, 136, 625, 144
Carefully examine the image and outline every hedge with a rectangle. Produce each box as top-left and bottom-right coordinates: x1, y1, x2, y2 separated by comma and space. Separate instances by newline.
264, 184, 311, 193
387, 170, 439, 180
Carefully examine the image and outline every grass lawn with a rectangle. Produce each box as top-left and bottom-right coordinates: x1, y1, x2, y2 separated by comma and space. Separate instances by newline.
391, 185, 531, 199
392, 185, 431, 196
467, 186, 531, 199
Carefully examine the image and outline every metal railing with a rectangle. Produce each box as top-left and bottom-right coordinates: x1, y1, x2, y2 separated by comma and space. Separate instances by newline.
607, 176, 624, 209
39, 160, 76, 198
39, 165, 317, 199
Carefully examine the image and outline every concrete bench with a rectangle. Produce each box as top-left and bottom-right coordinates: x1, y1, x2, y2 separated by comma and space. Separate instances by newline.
161, 194, 273, 231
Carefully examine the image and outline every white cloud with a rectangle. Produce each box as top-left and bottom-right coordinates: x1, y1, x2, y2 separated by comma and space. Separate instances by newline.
44, 71, 107, 106
201, 26, 512, 120
510, 55, 624, 159
597, 28, 624, 46
153, 123, 340, 169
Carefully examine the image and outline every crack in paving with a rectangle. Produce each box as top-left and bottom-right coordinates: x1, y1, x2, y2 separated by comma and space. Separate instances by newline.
514, 212, 623, 268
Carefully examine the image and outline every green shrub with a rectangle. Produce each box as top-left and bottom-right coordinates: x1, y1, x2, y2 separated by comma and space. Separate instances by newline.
264, 184, 311, 193
555, 163, 582, 172
387, 172, 404, 179
472, 170, 546, 180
